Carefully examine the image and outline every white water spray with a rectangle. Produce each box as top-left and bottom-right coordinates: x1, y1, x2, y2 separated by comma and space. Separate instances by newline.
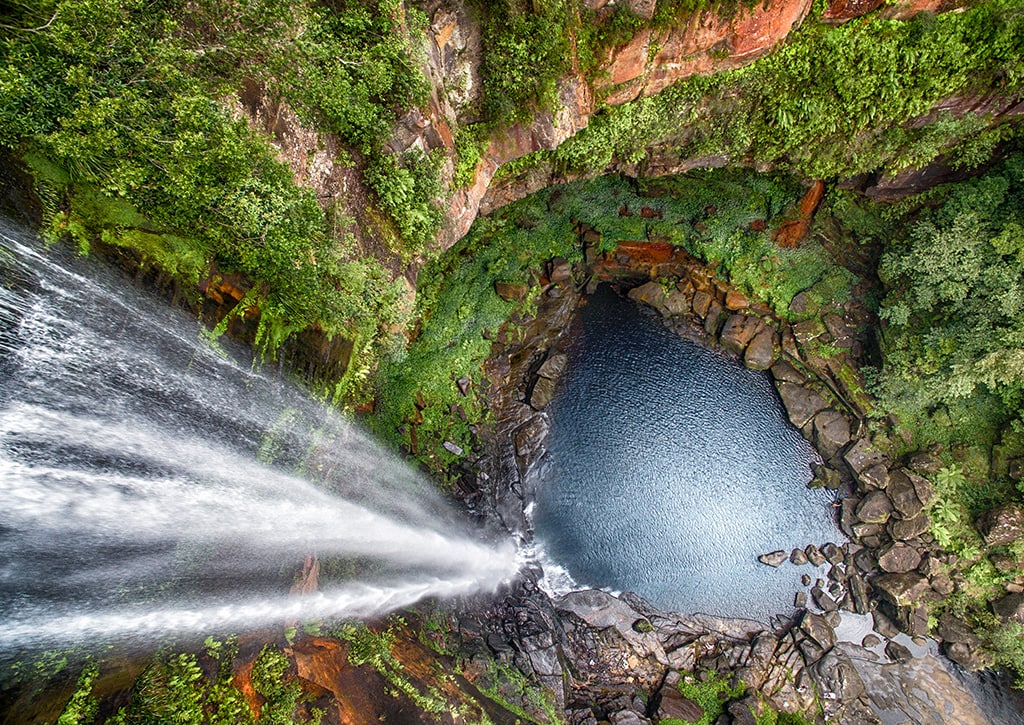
0, 220, 519, 651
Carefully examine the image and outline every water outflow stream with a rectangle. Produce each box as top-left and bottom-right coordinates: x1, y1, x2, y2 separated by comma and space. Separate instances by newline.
0, 220, 517, 655
534, 286, 840, 621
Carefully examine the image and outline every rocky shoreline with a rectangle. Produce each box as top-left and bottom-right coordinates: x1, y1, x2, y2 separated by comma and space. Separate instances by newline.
460, 225, 1007, 723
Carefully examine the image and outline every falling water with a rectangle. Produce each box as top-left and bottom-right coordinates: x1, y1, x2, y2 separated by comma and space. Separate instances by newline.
0, 219, 518, 655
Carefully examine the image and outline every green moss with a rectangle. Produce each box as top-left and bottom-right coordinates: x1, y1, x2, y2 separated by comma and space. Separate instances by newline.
662, 672, 745, 725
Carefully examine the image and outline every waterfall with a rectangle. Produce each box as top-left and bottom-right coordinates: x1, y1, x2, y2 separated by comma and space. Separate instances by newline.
0, 219, 518, 653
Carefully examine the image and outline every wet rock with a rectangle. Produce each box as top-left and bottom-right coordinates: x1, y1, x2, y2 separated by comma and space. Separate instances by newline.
844, 438, 887, 475
704, 300, 725, 335
529, 375, 557, 410
801, 574, 812, 586
812, 586, 838, 613
822, 543, 843, 566
744, 328, 777, 370
790, 548, 809, 565
813, 410, 851, 459
777, 382, 828, 428
628, 281, 668, 315
854, 548, 876, 573
890, 514, 930, 541
513, 415, 549, 475
805, 545, 826, 566
885, 640, 913, 664
457, 376, 471, 396
855, 490, 893, 525
657, 688, 704, 723
720, 314, 758, 353
692, 289, 712, 318
887, 470, 924, 520
977, 503, 1024, 546
862, 633, 881, 648
856, 463, 889, 491
873, 572, 931, 607
878, 544, 922, 574
770, 359, 806, 384
849, 574, 870, 614
812, 463, 841, 490
800, 611, 836, 650
495, 281, 528, 301
945, 641, 990, 670
811, 647, 865, 701
537, 352, 568, 379
871, 610, 899, 640
992, 592, 1024, 623
795, 591, 808, 608
609, 710, 649, 725
758, 550, 788, 567
663, 289, 691, 316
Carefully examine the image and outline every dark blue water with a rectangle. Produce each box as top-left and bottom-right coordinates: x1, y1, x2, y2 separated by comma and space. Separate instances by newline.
534, 285, 839, 621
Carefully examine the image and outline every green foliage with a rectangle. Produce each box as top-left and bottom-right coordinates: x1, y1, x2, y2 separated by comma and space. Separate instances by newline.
337, 622, 448, 714
874, 154, 1024, 459
662, 672, 745, 725
984, 621, 1024, 688
554, 0, 1024, 179
474, 0, 574, 126
476, 658, 562, 725
111, 638, 316, 725
0, 0, 436, 373
57, 663, 99, 725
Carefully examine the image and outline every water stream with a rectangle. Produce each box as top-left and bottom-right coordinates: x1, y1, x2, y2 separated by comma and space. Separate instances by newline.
534, 285, 840, 621
0, 220, 518, 656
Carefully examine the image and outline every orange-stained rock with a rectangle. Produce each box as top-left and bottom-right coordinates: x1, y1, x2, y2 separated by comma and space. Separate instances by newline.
822, 0, 885, 22
601, 0, 814, 105
773, 180, 825, 248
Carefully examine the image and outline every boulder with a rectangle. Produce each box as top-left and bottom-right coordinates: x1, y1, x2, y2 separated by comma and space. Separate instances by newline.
795, 591, 808, 607
862, 633, 881, 648
885, 640, 913, 664
887, 470, 924, 520
771, 359, 806, 384
813, 410, 851, 459
945, 641, 990, 670
856, 463, 889, 491
745, 328, 777, 370
843, 438, 887, 475
992, 592, 1024, 624
777, 382, 828, 429
805, 545, 826, 566
878, 544, 922, 574
548, 257, 572, 284
855, 490, 893, 525
977, 503, 1024, 546
657, 688, 704, 723
720, 314, 758, 353
663, 289, 691, 316
628, 281, 668, 315
905, 469, 936, 507
692, 289, 712, 317
790, 548, 809, 565
872, 610, 900, 639
822, 542, 843, 565
873, 572, 931, 607
811, 648, 865, 702
529, 375, 557, 410
800, 611, 836, 650
537, 352, 568, 380
758, 550, 788, 567
495, 280, 528, 301
889, 514, 930, 541
704, 300, 724, 335
848, 574, 870, 614
725, 289, 750, 310
792, 319, 827, 344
